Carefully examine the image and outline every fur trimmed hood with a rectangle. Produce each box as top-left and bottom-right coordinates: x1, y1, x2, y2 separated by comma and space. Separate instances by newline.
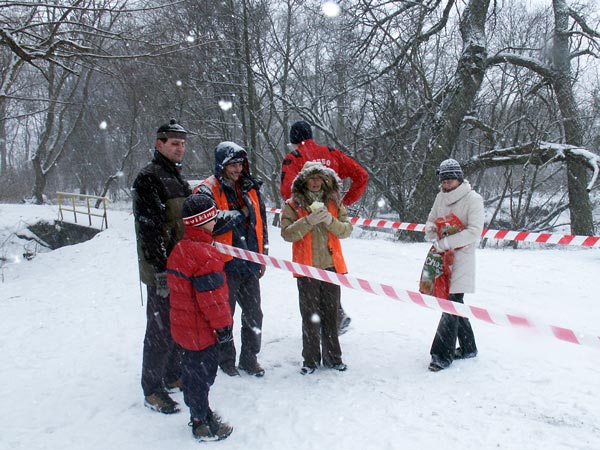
290, 162, 343, 208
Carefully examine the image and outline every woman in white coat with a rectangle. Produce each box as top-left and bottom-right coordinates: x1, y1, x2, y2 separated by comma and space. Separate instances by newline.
425, 159, 484, 372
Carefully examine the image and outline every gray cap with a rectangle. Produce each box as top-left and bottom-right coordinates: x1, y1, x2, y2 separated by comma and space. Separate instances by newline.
436, 158, 464, 181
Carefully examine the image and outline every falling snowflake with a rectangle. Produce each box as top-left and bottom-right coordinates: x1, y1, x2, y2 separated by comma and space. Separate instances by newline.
322, 1, 341, 17
218, 99, 233, 111
99, 121, 107, 130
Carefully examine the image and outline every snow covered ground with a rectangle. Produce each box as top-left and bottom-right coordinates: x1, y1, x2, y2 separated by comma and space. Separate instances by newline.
1, 203, 599, 450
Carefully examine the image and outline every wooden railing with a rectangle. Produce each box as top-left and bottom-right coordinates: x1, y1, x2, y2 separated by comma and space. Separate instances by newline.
56, 192, 109, 230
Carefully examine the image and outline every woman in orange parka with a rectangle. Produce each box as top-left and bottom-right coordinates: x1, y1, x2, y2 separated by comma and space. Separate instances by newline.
281, 162, 352, 375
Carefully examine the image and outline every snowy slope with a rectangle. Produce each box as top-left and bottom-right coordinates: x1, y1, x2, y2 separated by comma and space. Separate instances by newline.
1, 203, 599, 450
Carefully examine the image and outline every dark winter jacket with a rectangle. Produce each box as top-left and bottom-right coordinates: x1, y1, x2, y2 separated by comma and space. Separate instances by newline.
166, 225, 232, 351
132, 150, 192, 285
195, 143, 268, 274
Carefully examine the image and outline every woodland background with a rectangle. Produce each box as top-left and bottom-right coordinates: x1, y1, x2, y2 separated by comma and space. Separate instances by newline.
1, 0, 599, 236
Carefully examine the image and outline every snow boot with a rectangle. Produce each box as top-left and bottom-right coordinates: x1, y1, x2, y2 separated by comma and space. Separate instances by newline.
300, 365, 317, 375
454, 347, 478, 359
191, 411, 233, 441
328, 363, 347, 371
428, 362, 444, 372
220, 365, 241, 377
238, 361, 265, 377
428, 355, 451, 372
338, 314, 352, 335
144, 389, 180, 414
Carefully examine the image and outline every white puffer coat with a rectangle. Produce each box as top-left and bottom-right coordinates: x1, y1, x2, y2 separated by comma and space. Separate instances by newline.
424, 181, 484, 293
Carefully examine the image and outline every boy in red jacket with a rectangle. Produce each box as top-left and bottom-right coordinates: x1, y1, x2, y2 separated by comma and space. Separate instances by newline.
167, 194, 234, 441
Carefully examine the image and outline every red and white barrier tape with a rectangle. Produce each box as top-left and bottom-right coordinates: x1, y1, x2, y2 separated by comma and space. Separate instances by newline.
480, 229, 599, 247
266, 207, 600, 248
215, 242, 600, 350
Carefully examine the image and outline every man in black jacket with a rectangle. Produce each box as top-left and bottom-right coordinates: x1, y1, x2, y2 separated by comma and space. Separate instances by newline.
132, 119, 192, 414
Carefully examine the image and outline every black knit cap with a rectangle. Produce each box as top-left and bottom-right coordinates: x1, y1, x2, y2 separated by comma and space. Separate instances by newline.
289, 120, 313, 144
157, 118, 187, 140
181, 194, 217, 227
436, 158, 464, 181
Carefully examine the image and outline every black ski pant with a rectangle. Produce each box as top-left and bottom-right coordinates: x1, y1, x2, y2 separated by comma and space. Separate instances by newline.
297, 274, 343, 368
141, 286, 182, 396
338, 304, 349, 325
218, 272, 263, 369
182, 344, 219, 421
430, 293, 477, 368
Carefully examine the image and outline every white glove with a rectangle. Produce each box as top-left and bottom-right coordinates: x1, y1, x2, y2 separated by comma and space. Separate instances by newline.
309, 201, 324, 212
306, 208, 329, 225
424, 222, 438, 242
433, 237, 449, 253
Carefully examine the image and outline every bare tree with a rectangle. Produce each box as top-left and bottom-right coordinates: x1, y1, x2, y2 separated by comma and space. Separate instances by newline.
30, 64, 93, 203
484, 0, 599, 234
1, 0, 599, 238
0, 0, 201, 202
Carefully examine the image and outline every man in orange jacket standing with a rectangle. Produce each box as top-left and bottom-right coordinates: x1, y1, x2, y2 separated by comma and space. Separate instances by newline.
280, 120, 368, 334
195, 141, 268, 378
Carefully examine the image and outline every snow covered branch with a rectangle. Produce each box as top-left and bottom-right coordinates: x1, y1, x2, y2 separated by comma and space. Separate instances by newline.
463, 142, 600, 191
486, 52, 554, 80
568, 8, 600, 41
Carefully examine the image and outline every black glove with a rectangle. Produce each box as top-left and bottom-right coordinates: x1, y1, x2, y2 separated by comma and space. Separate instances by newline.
216, 326, 233, 344
155, 272, 169, 298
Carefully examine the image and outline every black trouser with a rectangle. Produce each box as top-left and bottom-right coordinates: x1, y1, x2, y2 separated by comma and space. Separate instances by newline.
297, 274, 343, 368
338, 304, 348, 321
182, 344, 219, 421
430, 293, 477, 367
219, 272, 263, 368
141, 286, 182, 396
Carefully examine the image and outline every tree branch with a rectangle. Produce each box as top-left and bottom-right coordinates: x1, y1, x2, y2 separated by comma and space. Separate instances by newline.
486, 52, 554, 80
463, 141, 600, 190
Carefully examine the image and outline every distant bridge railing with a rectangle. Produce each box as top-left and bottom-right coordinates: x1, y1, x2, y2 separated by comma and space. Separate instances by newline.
56, 192, 109, 230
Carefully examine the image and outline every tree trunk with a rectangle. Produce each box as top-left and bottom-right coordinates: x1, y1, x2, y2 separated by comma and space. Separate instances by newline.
0, 100, 6, 176
552, 0, 595, 235
30, 91, 58, 205
407, 0, 491, 223
31, 152, 47, 204
30, 67, 91, 204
